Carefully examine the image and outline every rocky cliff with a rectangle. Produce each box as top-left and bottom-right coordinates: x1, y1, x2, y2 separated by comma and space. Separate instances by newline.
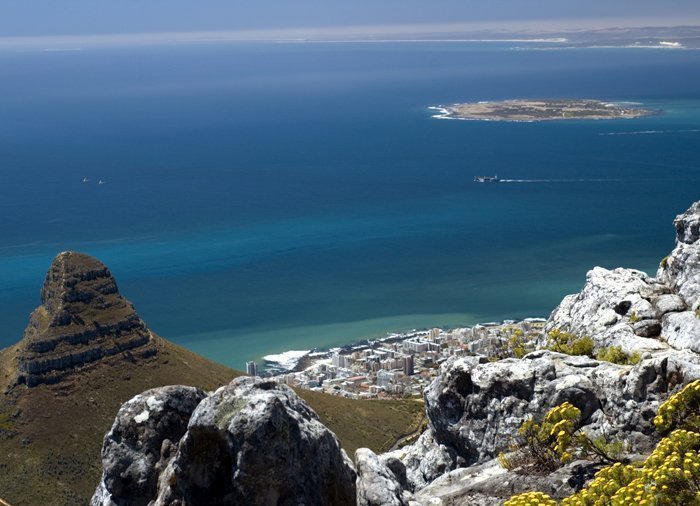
11, 251, 158, 387
374, 200, 700, 503
88, 200, 700, 505
91, 378, 357, 506
0, 252, 239, 506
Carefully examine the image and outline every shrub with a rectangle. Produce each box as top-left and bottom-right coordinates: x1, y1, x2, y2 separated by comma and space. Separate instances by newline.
546, 329, 594, 357
506, 380, 700, 505
654, 379, 700, 434
628, 311, 640, 324
595, 345, 641, 365
500, 402, 582, 473
561, 429, 700, 506
660, 256, 669, 269
504, 491, 557, 506
508, 329, 534, 359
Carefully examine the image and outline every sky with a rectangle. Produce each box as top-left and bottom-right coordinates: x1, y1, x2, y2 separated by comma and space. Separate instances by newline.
1, 0, 699, 39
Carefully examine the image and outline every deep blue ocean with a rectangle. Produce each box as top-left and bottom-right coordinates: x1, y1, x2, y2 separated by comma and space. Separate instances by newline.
1, 42, 699, 369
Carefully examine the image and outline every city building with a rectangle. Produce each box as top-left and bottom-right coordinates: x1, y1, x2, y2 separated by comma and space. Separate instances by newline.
246, 361, 258, 377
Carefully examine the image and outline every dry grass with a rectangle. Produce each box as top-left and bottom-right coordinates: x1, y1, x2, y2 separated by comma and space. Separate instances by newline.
0, 338, 424, 506
297, 389, 424, 456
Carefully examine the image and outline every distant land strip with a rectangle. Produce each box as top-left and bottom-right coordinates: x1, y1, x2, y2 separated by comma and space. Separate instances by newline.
430, 99, 654, 122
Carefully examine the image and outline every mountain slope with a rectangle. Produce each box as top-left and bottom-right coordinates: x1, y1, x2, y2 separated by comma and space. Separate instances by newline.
0, 252, 421, 506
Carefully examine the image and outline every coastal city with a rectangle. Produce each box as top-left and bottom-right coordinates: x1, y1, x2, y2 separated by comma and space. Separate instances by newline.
248, 319, 547, 399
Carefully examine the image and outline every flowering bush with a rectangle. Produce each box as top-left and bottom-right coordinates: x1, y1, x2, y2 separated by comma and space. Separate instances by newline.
500, 402, 582, 473
504, 491, 557, 506
506, 379, 700, 505
561, 429, 700, 505
654, 379, 700, 434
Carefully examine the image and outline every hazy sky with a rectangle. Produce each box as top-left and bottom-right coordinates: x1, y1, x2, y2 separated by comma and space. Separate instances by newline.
1, 0, 699, 38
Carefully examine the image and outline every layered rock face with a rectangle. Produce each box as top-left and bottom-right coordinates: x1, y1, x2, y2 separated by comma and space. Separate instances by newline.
92, 377, 357, 506
15, 251, 157, 386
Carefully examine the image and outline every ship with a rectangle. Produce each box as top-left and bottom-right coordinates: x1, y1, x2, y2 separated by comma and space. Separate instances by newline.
474, 175, 500, 183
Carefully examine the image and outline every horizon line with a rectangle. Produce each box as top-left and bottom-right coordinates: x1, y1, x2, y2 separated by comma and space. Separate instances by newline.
0, 21, 699, 50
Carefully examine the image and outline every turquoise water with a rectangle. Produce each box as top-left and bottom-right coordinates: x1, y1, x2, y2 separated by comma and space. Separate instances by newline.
0, 42, 699, 368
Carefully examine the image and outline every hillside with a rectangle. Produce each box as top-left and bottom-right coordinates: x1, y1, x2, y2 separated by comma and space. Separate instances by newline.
0, 252, 421, 506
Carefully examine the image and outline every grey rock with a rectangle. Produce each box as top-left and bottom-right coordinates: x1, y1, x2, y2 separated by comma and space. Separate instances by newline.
633, 319, 662, 338
657, 201, 700, 309
654, 294, 687, 315
385, 428, 461, 492
662, 311, 700, 353
414, 351, 700, 472
546, 267, 668, 353
356, 448, 411, 506
92, 377, 356, 506
91, 385, 207, 506
412, 459, 600, 505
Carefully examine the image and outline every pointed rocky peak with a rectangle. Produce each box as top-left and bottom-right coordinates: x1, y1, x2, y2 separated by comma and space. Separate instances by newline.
39, 251, 119, 317
14, 251, 158, 387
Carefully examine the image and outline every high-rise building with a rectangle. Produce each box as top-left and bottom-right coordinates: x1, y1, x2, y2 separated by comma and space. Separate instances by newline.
332, 352, 346, 369
246, 361, 257, 377
404, 354, 414, 376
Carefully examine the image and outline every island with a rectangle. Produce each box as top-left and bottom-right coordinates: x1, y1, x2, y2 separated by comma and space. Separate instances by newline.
429, 99, 653, 122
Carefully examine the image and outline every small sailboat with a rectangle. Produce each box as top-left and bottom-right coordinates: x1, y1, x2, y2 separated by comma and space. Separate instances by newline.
98, 180, 105, 185
82, 177, 88, 183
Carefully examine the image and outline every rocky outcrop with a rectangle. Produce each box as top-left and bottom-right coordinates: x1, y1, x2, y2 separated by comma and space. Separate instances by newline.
386, 428, 461, 491
412, 458, 600, 505
91, 385, 207, 505
14, 251, 158, 386
355, 448, 412, 506
92, 377, 356, 506
388, 349, 700, 493
548, 200, 700, 355
546, 267, 671, 353
87, 201, 700, 505
657, 200, 700, 308
388, 201, 700, 498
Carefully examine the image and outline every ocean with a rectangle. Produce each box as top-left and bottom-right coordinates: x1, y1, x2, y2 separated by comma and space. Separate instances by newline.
0, 41, 699, 369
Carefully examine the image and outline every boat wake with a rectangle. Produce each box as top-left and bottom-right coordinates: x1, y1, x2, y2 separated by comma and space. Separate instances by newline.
600, 129, 700, 136
499, 178, 625, 183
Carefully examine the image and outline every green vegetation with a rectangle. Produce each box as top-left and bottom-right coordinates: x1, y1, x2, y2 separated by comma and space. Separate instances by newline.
499, 402, 623, 475
660, 256, 669, 269
628, 311, 641, 324
595, 345, 641, 365
506, 380, 700, 505
654, 379, 700, 434
546, 329, 594, 357
508, 329, 533, 359
505, 491, 558, 506
489, 329, 538, 361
